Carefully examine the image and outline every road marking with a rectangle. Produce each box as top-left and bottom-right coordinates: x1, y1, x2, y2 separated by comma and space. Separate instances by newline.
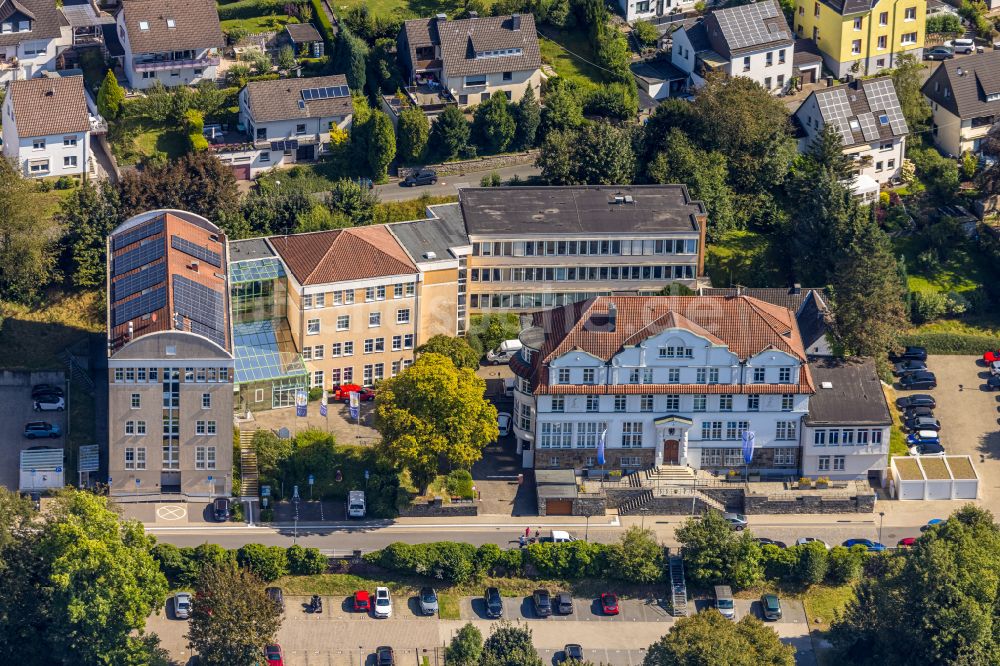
155, 505, 187, 521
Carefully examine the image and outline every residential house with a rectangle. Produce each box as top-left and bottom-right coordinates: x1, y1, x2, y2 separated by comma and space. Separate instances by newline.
0, 0, 72, 85
620, 0, 698, 23
268, 226, 423, 390
2, 74, 90, 178
671, 0, 795, 94
227, 74, 353, 178
698, 286, 833, 357
282, 22, 323, 58
511, 295, 814, 473
793, 0, 925, 78
115, 0, 223, 90
802, 357, 891, 484
921, 51, 1000, 157
459, 185, 708, 313
106, 210, 233, 498
398, 13, 542, 108
631, 58, 688, 103
793, 76, 909, 184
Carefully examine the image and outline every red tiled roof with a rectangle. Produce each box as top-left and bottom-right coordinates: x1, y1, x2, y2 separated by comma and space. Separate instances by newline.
269, 226, 417, 286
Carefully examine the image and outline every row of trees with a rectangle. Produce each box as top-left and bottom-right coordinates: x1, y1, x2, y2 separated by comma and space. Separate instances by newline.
153, 542, 327, 586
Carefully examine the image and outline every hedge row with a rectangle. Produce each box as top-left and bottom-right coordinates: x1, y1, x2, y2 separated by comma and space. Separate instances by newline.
218, 0, 309, 21
152, 542, 327, 587
898, 332, 1000, 354
310, 0, 335, 47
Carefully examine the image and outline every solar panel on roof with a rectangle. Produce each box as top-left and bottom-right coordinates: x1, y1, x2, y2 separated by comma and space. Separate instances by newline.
301, 85, 350, 102
112, 286, 166, 327
171, 235, 222, 267
715, 1, 789, 51
173, 275, 226, 348
112, 217, 164, 251
816, 88, 855, 145
861, 79, 909, 137
112, 261, 166, 303
857, 112, 881, 143
114, 237, 166, 276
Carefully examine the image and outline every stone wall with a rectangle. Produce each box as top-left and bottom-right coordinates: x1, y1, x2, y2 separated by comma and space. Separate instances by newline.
535, 449, 655, 472
398, 500, 478, 517
398, 150, 539, 179
699, 487, 745, 512
572, 496, 607, 516
744, 493, 876, 514
605, 488, 649, 508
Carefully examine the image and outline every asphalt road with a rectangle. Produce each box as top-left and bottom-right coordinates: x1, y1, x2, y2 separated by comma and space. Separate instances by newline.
375, 163, 541, 202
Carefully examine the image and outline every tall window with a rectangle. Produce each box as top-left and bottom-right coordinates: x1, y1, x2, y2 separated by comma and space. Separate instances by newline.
778, 367, 792, 382
693, 394, 707, 412
775, 420, 798, 440
719, 394, 733, 411
586, 395, 599, 412
614, 395, 626, 412
696, 368, 706, 383
781, 394, 794, 411
202, 393, 211, 408
708, 368, 719, 384
747, 394, 760, 411
130, 393, 140, 409
640, 395, 654, 412
621, 422, 643, 447
753, 367, 765, 382
551, 396, 565, 412
558, 368, 571, 383
582, 368, 595, 384
665, 394, 680, 411
668, 368, 680, 384
307, 319, 320, 335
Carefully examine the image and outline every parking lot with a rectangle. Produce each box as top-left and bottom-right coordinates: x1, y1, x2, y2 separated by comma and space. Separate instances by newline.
0, 371, 67, 491
149, 592, 815, 666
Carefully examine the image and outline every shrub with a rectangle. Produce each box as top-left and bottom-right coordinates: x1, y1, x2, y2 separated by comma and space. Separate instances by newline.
632, 19, 660, 47
307, 386, 323, 401
761, 544, 800, 581
796, 541, 830, 586
286, 545, 328, 575
236, 543, 289, 581
898, 331, 1000, 354
827, 545, 864, 584
495, 547, 524, 575
926, 13, 962, 33
370, 542, 478, 583
446, 469, 475, 499
54, 176, 76, 190
217, 0, 308, 21
474, 543, 502, 576
524, 541, 609, 579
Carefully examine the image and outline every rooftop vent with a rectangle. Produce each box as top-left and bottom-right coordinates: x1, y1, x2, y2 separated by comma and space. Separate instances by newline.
792, 283, 801, 295
821, 381, 833, 389
956, 67, 964, 76
188, 261, 199, 271
423, 251, 437, 259
607, 302, 618, 331
469, 10, 478, 18
512, 13, 521, 30
435, 12, 447, 21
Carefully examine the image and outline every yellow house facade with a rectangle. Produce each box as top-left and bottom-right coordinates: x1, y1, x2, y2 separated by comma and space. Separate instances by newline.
793, 0, 925, 78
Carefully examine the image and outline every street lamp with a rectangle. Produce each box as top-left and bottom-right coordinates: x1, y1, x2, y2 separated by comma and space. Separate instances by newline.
878, 511, 885, 545
585, 514, 590, 542
640, 507, 651, 530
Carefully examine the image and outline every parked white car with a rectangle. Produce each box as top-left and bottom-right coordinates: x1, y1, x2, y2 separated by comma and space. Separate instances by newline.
795, 537, 830, 550
373, 586, 392, 618
945, 38, 975, 54
33, 396, 65, 411
174, 592, 192, 619
497, 412, 512, 438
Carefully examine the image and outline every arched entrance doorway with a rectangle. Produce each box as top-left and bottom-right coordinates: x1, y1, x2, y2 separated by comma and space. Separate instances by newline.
663, 439, 680, 465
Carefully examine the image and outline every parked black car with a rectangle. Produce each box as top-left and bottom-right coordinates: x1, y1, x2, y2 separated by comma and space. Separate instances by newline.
924, 46, 955, 60
31, 384, 64, 400
903, 405, 934, 419
893, 360, 928, 376
904, 416, 941, 432
896, 394, 936, 409
376, 646, 394, 666
532, 589, 552, 617
756, 537, 787, 549
485, 587, 504, 618
988, 375, 1000, 391
900, 372, 937, 390
559, 645, 584, 663
890, 346, 928, 362
213, 497, 231, 522
401, 169, 438, 187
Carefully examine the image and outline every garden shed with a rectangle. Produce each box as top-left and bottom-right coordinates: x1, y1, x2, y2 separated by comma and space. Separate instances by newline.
890, 455, 979, 500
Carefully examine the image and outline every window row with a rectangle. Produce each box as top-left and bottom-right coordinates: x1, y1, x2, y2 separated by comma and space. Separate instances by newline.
811, 428, 884, 447
816, 455, 846, 472
472, 264, 696, 283
307, 310, 411, 335
114, 367, 230, 383
701, 447, 797, 467
545, 393, 796, 413
129, 392, 212, 409
472, 238, 698, 257
549, 365, 796, 387
537, 421, 643, 449
300, 283, 415, 309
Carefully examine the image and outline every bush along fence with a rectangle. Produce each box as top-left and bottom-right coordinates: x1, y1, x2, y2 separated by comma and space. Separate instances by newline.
899, 332, 1000, 355
152, 542, 327, 587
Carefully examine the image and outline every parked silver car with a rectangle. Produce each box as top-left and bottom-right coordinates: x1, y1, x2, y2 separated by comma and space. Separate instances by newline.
418, 587, 438, 615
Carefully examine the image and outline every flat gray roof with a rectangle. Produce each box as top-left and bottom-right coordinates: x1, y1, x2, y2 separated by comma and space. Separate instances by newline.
805, 358, 892, 426
535, 469, 578, 499
228, 237, 275, 261
459, 185, 705, 236
389, 203, 469, 262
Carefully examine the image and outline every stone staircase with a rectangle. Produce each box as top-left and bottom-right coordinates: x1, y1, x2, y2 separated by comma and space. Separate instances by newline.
59, 350, 94, 390
668, 555, 688, 617
645, 465, 697, 484
239, 429, 259, 499
617, 489, 654, 515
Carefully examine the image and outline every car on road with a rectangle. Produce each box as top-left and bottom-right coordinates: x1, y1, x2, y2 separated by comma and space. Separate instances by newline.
533, 588, 552, 617
723, 513, 748, 530
896, 394, 936, 410
983, 349, 1000, 364
903, 405, 934, 419
174, 592, 192, 619
843, 538, 886, 552
497, 412, 511, 438
265, 644, 284, 666
890, 346, 927, 362
31, 384, 64, 400
897, 537, 917, 547
401, 169, 438, 187
795, 537, 830, 549
374, 587, 392, 618
904, 416, 941, 432
922, 518, 946, 531
556, 592, 574, 615
600, 592, 619, 615
924, 46, 955, 60
987, 375, 1000, 391
419, 587, 438, 615
266, 587, 285, 613
899, 371, 937, 390
560, 645, 584, 663
907, 430, 941, 447
375, 646, 394, 666
756, 537, 787, 548
23, 422, 60, 439
893, 360, 927, 376
911, 442, 946, 456
485, 586, 504, 618
33, 395, 65, 411
761, 594, 782, 621
945, 38, 975, 53
212, 497, 231, 522
353, 590, 371, 613
990, 361, 1000, 376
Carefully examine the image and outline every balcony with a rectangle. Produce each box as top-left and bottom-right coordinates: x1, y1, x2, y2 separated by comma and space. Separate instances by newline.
133, 56, 220, 73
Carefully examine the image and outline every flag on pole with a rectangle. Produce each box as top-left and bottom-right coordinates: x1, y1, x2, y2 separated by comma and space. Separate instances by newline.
320, 389, 328, 417
349, 391, 360, 420
742, 431, 756, 465
295, 389, 308, 417
597, 428, 607, 466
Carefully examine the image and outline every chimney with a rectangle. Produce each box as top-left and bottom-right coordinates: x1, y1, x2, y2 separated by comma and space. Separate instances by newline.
469, 10, 478, 18
435, 12, 447, 22
127, 321, 134, 340
512, 13, 521, 30
607, 302, 617, 332
792, 283, 801, 295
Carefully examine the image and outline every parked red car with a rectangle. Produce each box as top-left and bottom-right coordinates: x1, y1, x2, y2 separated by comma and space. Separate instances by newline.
983, 350, 1000, 365
265, 644, 284, 666
353, 590, 371, 613
332, 384, 376, 402
897, 537, 916, 548
600, 593, 619, 615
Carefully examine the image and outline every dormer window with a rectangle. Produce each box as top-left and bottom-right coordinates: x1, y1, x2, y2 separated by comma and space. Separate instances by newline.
475, 48, 523, 58
18, 20, 29, 32
166, 18, 176, 28
987, 93, 1000, 102
0, 22, 10, 33
139, 20, 149, 31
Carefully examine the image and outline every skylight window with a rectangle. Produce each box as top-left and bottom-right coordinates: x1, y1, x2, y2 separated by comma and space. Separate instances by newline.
139, 20, 149, 30
878, 114, 889, 125
848, 118, 861, 131
166, 18, 176, 28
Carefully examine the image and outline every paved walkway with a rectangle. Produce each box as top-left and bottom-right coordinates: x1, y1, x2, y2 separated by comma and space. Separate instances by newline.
241, 402, 379, 446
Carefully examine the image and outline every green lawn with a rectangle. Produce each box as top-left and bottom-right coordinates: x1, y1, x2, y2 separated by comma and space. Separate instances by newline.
895, 235, 993, 297
221, 14, 296, 35
132, 124, 189, 162
705, 230, 788, 288
538, 28, 612, 89
0, 290, 104, 370
327, 0, 493, 18
801, 584, 854, 631
437, 592, 461, 619
882, 384, 909, 459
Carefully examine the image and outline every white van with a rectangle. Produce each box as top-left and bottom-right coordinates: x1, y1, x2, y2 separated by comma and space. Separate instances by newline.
947, 38, 975, 54
486, 339, 523, 365
714, 585, 736, 620
347, 490, 366, 518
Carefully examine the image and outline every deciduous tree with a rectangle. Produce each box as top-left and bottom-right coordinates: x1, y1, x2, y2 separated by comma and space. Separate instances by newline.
326, 178, 379, 225
606, 526, 664, 584
0, 157, 59, 302
481, 620, 544, 666
446, 622, 483, 666
397, 105, 430, 163
416, 334, 480, 370
374, 353, 498, 491
539, 84, 583, 138
675, 510, 763, 589
537, 121, 636, 185
643, 611, 795, 666
186, 564, 281, 666
890, 54, 931, 132
57, 182, 122, 289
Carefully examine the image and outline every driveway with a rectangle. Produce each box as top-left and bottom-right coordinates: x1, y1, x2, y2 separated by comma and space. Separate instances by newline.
376, 164, 540, 203
0, 372, 68, 491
